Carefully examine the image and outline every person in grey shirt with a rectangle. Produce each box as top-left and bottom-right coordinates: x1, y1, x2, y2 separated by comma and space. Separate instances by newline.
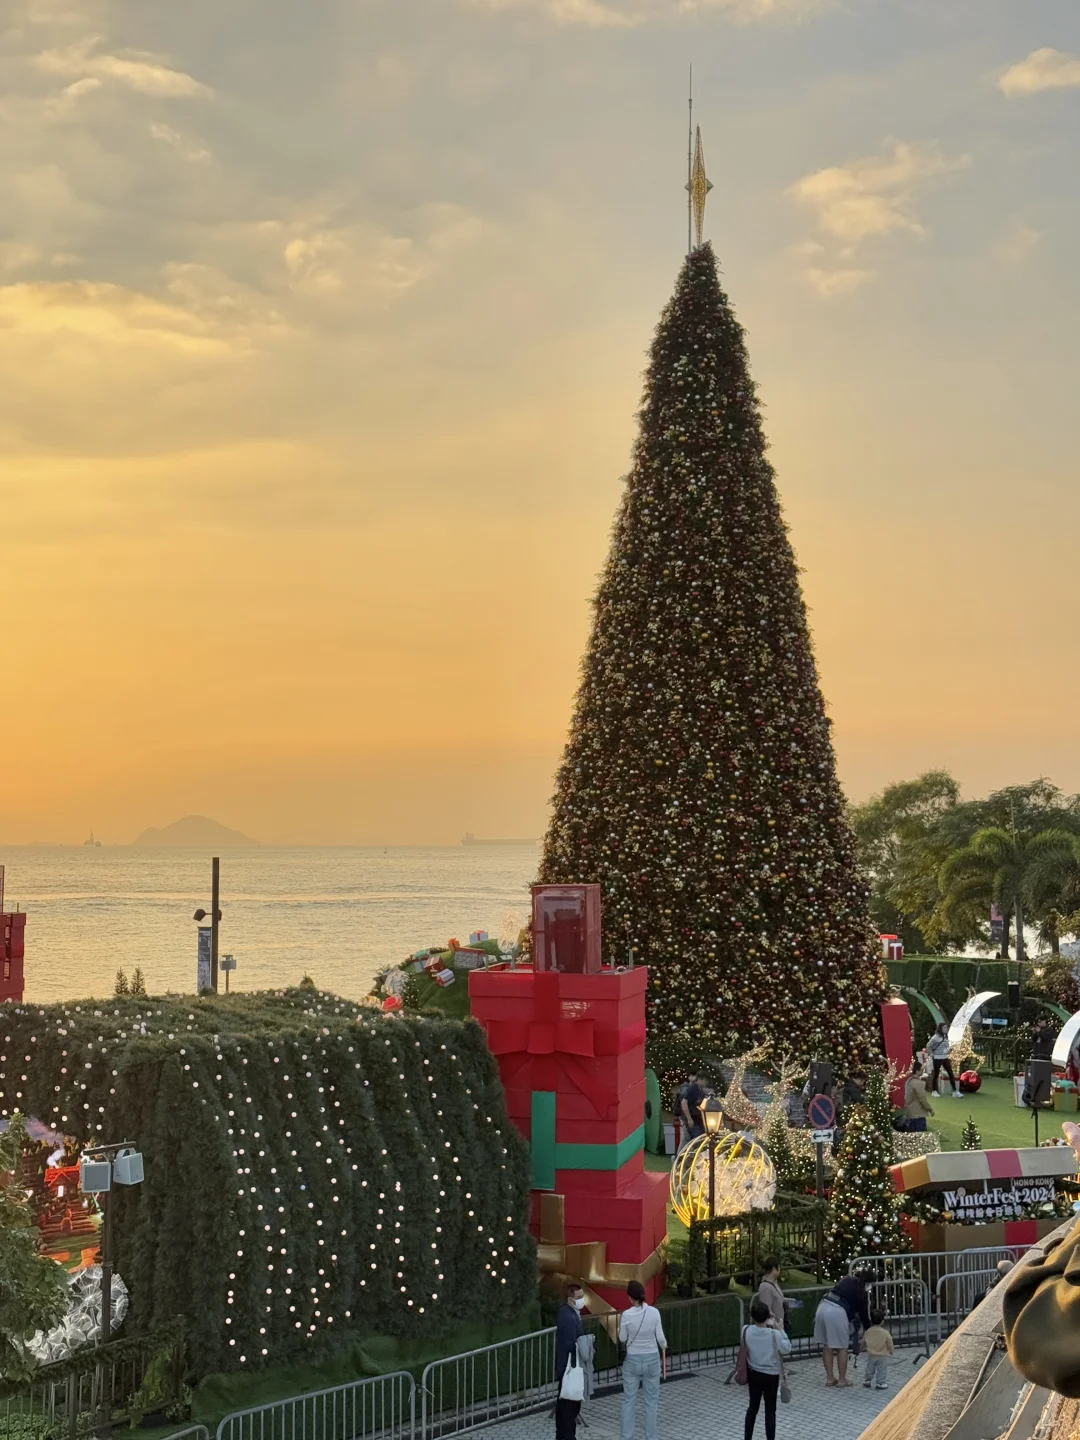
619, 1281, 667, 1440
743, 1297, 792, 1440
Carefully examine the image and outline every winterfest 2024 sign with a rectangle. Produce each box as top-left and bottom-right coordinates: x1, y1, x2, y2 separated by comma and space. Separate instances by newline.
889, 1145, 1076, 1209
941, 1180, 1055, 1222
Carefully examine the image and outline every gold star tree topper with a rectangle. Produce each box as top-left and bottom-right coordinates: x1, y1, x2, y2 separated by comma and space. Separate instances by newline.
686, 125, 713, 250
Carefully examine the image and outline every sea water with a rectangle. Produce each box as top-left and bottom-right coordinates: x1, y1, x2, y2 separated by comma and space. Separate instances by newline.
0, 844, 540, 1004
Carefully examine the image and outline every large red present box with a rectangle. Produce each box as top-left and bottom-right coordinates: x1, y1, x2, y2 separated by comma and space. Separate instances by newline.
470, 966, 667, 1314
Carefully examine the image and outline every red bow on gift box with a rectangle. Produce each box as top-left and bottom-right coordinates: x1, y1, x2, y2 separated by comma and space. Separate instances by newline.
484, 973, 644, 1120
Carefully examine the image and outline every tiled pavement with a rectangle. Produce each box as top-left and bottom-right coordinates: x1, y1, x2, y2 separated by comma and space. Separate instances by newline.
475, 1354, 914, 1440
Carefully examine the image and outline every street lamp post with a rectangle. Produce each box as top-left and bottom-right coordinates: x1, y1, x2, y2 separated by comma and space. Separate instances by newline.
193, 856, 223, 994
701, 1095, 724, 1288
79, 1143, 145, 1437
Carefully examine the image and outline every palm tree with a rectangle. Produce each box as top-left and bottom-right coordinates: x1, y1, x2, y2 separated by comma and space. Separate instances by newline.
938, 827, 1078, 961
1027, 835, 1080, 956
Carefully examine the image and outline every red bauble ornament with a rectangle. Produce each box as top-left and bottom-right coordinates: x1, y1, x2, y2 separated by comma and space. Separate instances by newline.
959, 1069, 981, 1093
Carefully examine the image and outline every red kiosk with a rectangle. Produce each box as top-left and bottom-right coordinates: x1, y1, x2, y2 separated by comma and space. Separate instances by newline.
469, 885, 668, 1315
0, 867, 26, 1005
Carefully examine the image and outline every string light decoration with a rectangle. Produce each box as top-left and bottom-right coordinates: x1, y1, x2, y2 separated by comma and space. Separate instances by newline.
537, 242, 886, 1082
0, 990, 534, 1378
825, 1104, 908, 1270
669, 1131, 777, 1226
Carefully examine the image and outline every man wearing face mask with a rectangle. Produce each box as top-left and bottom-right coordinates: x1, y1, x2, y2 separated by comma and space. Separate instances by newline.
555, 1282, 586, 1438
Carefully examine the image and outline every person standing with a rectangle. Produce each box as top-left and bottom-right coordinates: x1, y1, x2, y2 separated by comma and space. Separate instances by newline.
927, 1023, 960, 1097
555, 1282, 586, 1440
744, 1297, 792, 1440
903, 1067, 935, 1131
860, 1309, 894, 1390
754, 1258, 787, 1330
680, 1072, 708, 1143
619, 1280, 667, 1440
813, 1270, 873, 1386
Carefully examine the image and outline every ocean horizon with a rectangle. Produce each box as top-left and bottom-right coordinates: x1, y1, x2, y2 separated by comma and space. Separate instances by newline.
0, 844, 541, 1005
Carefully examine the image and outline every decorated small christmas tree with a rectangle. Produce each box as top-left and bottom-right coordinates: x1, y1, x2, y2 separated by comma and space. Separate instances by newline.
863, 1068, 894, 1137
130, 966, 147, 997
114, 968, 129, 996
538, 242, 886, 1080
961, 1116, 982, 1151
826, 1105, 908, 1271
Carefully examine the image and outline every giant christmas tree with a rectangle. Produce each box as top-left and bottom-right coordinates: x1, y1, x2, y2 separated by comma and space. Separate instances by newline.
539, 242, 886, 1075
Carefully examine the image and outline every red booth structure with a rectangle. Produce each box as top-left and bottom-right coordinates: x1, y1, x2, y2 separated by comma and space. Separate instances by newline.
880, 995, 913, 1106
1, 912, 26, 1005
469, 886, 668, 1316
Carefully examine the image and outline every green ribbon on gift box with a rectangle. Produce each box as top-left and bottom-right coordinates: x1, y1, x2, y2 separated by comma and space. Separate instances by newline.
530, 1091, 643, 1189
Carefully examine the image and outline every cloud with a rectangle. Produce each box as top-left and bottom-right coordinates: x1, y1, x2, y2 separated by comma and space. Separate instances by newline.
0, 280, 239, 353
789, 140, 968, 242
150, 121, 211, 162
999, 47, 1080, 98
994, 221, 1041, 266
469, 0, 637, 25
35, 36, 209, 96
788, 140, 968, 296
806, 265, 876, 296
468, 0, 829, 24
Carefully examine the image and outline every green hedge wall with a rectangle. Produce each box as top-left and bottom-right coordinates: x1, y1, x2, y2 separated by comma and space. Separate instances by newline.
0, 990, 535, 1379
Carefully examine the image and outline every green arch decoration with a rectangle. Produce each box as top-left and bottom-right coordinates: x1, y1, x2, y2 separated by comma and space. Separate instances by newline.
896, 986, 946, 1029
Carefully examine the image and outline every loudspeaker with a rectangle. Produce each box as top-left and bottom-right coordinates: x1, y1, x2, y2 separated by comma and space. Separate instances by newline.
1007, 981, 1021, 1008
79, 1158, 112, 1194
113, 1149, 144, 1186
1022, 1057, 1052, 1109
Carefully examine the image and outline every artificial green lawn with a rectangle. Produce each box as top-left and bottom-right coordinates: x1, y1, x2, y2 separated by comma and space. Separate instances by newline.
927, 1074, 1063, 1151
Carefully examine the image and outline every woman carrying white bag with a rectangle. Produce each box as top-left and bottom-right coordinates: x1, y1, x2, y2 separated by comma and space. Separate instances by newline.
555, 1282, 587, 1439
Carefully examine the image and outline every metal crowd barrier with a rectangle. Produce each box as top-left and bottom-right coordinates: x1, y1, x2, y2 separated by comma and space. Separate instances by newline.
215, 1371, 416, 1440
848, 1246, 1023, 1296
934, 1268, 1000, 1343
419, 1327, 557, 1437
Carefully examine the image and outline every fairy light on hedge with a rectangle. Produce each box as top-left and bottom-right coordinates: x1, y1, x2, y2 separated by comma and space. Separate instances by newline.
0, 988, 531, 1375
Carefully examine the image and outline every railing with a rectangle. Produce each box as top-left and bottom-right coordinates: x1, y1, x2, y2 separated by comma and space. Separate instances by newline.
216, 1372, 416, 1440
934, 1269, 1000, 1343
420, 1330, 555, 1438
0, 1332, 180, 1439
784, 1278, 931, 1363
848, 1246, 1023, 1299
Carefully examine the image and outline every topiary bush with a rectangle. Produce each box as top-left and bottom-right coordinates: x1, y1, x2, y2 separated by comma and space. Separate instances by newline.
0, 990, 534, 1380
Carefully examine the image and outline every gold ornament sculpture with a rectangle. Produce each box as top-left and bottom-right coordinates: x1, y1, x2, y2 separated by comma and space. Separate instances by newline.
669, 1130, 777, 1226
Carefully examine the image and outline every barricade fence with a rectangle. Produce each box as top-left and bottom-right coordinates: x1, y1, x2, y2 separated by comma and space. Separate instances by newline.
848, 1246, 1022, 1300
212, 1254, 1004, 1440
216, 1371, 416, 1440
420, 1328, 555, 1438
934, 1269, 1000, 1343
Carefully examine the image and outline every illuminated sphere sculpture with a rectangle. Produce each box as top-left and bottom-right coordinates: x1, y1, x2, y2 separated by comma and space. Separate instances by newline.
669, 1131, 778, 1226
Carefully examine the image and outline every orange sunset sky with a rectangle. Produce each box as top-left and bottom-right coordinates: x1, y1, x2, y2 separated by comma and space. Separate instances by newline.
1, 0, 1078, 846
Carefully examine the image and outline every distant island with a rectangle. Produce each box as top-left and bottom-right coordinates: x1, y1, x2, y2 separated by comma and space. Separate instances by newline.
133, 815, 259, 848
461, 832, 537, 847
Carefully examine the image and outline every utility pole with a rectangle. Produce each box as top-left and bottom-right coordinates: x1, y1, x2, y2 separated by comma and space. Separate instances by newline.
210, 856, 220, 994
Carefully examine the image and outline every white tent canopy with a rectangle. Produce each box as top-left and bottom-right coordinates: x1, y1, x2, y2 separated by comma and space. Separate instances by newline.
947, 991, 1001, 1048
1052, 1009, 1080, 1069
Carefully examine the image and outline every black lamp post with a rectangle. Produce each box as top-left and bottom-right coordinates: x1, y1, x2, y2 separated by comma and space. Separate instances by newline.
701, 1095, 724, 1286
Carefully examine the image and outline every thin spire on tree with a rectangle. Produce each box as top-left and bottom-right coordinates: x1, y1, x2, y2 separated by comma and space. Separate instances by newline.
539, 240, 886, 1078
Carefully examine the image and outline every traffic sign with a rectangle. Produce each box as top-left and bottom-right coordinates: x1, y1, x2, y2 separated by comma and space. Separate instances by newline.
810, 1128, 834, 1145
807, 1093, 835, 1129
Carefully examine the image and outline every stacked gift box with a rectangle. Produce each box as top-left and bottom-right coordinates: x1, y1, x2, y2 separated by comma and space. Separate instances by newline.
469, 885, 667, 1312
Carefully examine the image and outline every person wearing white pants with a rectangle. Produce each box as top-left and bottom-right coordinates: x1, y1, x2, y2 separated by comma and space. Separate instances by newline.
620, 1281, 667, 1440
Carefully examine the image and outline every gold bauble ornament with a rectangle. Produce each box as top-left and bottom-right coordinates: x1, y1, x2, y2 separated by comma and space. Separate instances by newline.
669, 1131, 778, 1226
